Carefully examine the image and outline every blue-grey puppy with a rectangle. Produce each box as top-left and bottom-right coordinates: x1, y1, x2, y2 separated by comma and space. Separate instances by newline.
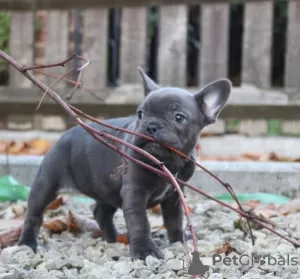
18, 68, 231, 260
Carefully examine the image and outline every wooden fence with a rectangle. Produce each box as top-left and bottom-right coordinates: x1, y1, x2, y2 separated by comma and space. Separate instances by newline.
1, 0, 300, 136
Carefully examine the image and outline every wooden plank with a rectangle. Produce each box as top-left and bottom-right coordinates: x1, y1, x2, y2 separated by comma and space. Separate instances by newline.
158, 4, 188, 87
284, 1, 300, 93
81, 9, 108, 93
0, 0, 287, 11
45, 11, 69, 88
9, 12, 34, 88
199, 2, 229, 86
0, 87, 300, 120
120, 7, 147, 83
242, 0, 273, 88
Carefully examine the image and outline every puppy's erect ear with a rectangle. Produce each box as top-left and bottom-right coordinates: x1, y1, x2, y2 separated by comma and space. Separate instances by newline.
194, 79, 232, 125
137, 67, 160, 96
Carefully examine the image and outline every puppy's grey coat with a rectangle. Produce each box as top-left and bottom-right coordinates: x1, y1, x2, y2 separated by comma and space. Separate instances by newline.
18, 68, 231, 260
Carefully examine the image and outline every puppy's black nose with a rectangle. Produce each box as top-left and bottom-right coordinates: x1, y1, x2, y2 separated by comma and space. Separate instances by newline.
146, 122, 160, 135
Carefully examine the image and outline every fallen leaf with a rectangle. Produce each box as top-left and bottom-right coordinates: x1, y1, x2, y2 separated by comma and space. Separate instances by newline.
0, 141, 14, 153
214, 241, 236, 255
46, 196, 64, 211
116, 234, 129, 245
67, 211, 100, 233
277, 199, 300, 216
43, 218, 68, 233
0, 219, 24, 247
30, 139, 51, 150
8, 142, 29, 154
151, 205, 162, 214
241, 152, 261, 161
29, 139, 51, 155
151, 205, 192, 214
11, 204, 26, 218
254, 208, 280, 219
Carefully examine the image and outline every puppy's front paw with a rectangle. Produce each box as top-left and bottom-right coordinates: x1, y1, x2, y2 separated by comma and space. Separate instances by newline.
130, 238, 164, 260
17, 238, 38, 253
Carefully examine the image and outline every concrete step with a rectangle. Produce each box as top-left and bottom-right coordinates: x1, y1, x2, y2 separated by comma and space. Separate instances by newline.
1, 155, 300, 198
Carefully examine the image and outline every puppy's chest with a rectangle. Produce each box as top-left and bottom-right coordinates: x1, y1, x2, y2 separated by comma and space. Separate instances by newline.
148, 183, 174, 207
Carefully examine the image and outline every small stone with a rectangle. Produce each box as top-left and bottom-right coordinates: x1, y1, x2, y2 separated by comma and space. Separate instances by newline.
163, 249, 174, 260
113, 261, 133, 275
0, 273, 15, 279
29, 269, 59, 279
68, 255, 85, 268
230, 239, 253, 254
0, 246, 33, 264
63, 267, 79, 279
131, 259, 145, 270
208, 274, 223, 279
145, 255, 161, 270
137, 268, 154, 278
166, 259, 184, 271
149, 271, 176, 279
49, 270, 65, 279
277, 243, 295, 255
36, 262, 47, 270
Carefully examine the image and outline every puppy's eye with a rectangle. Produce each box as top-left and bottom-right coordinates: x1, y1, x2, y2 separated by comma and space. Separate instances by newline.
174, 113, 186, 124
137, 110, 143, 120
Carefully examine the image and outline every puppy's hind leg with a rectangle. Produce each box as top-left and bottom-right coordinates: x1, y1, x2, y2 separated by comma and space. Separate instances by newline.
18, 167, 60, 252
93, 202, 118, 243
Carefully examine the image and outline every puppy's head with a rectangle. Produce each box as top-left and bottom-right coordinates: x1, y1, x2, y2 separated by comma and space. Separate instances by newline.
134, 67, 231, 157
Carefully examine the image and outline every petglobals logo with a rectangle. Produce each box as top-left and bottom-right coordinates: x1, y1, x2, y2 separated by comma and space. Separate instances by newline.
212, 253, 299, 267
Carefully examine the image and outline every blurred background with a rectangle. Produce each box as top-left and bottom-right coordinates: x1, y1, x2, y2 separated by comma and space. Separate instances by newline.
0, 0, 300, 166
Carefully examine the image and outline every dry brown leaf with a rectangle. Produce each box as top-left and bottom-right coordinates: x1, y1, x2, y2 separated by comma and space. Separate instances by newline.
277, 199, 300, 216
67, 211, 100, 233
11, 204, 26, 218
151, 205, 162, 214
8, 142, 29, 154
46, 196, 64, 211
241, 152, 261, 161
254, 208, 280, 219
0, 219, 24, 247
214, 241, 236, 255
116, 234, 129, 245
0, 141, 14, 153
29, 139, 51, 155
30, 139, 51, 150
151, 205, 192, 214
43, 218, 68, 233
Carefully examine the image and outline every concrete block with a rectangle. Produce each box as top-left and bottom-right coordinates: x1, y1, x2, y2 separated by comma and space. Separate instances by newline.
41, 115, 67, 131
238, 119, 268, 136
281, 120, 300, 135
6, 114, 33, 130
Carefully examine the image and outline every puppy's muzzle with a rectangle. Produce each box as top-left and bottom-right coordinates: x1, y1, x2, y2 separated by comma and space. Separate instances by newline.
145, 121, 161, 136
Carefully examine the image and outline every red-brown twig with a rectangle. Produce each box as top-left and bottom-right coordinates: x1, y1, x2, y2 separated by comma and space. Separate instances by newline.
36, 68, 77, 110
21, 54, 76, 72
34, 69, 104, 101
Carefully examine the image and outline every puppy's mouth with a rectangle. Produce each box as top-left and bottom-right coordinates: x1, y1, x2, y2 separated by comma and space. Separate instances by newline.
138, 140, 171, 156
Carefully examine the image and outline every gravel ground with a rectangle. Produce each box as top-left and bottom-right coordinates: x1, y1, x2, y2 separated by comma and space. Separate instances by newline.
0, 191, 300, 279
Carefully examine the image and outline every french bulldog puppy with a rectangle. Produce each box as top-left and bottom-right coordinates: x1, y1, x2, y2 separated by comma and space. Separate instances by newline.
18, 67, 231, 260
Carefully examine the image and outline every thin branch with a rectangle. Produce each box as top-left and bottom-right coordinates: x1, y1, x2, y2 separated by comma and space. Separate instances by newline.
34, 69, 104, 101
21, 54, 76, 72
36, 68, 77, 111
